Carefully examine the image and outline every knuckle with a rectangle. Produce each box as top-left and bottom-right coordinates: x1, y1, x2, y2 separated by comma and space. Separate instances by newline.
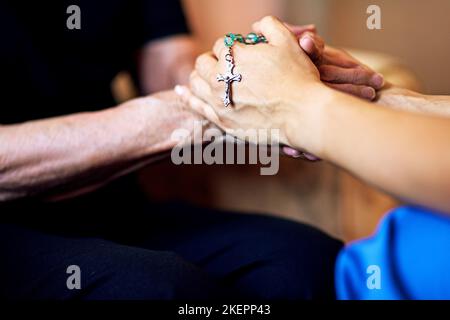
261, 15, 278, 26
303, 31, 315, 38
214, 38, 224, 52
198, 54, 213, 69
194, 55, 205, 70
349, 84, 361, 95
219, 47, 229, 59
214, 37, 223, 46
189, 71, 198, 83
351, 69, 363, 83
319, 65, 334, 80
190, 69, 202, 84
190, 76, 202, 94
316, 35, 325, 48
357, 68, 371, 82
231, 42, 245, 54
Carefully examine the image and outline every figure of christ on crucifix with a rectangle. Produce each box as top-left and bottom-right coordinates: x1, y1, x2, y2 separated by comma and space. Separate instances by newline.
217, 51, 242, 107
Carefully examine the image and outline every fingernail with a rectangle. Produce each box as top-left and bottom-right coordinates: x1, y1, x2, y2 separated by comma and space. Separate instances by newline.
303, 152, 320, 161
300, 36, 314, 52
362, 87, 376, 100
174, 85, 185, 95
283, 147, 302, 158
371, 74, 385, 89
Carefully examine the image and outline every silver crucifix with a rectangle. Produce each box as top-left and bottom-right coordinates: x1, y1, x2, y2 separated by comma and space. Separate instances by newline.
217, 49, 242, 107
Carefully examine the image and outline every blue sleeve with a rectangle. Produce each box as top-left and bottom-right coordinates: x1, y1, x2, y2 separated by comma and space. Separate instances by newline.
335, 206, 450, 300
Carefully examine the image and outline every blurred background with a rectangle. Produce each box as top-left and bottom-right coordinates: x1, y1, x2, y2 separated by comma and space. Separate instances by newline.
136, 0, 450, 242
184, 0, 450, 95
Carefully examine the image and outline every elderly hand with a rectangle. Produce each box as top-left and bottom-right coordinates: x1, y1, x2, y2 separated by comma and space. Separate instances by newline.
283, 23, 384, 100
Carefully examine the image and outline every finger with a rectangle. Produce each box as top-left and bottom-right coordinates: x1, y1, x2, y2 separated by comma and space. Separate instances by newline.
319, 65, 383, 88
252, 16, 296, 46
212, 37, 226, 59
178, 80, 221, 124
302, 152, 321, 161
190, 73, 223, 122
282, 146, 303, 158
321, 47, 385, 89
325, 82, 377, 101
321, 46, 360, 68
299, 32, 324, 62
175, 85, 206, 115
189, 71, 212, 102
284, 23, 316, 36
195, 52, 218, 82
212, 37, 246, 70
281, 146, 321, 161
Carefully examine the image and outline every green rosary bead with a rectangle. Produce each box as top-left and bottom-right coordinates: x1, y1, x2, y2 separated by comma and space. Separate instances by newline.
224, 33, 235, 47
258, 35, 267, 43
245, 32, 259, 44
235, 34, 245, 43
224, 33, 268, 47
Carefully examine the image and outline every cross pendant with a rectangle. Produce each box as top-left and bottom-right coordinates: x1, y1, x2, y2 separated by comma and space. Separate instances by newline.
217, 50, 242, 107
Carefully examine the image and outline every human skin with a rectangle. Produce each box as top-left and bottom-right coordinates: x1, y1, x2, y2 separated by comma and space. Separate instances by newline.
375, 84, 450, 116
287, 23, 384, 101
1, 21, 386, 203
0, 91, 210, 201
178, 16, 450, 213
0, 35, 201, 202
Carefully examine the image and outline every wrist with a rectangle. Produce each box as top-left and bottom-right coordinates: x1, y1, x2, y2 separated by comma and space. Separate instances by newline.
116, 94, 180, 159
281, 82, 335, 158
124, 90, 209, 158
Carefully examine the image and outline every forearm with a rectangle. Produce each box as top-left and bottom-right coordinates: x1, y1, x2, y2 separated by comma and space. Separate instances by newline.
287, 87, 450, 212
376, 84, 450, 117
0, 92, 184, 202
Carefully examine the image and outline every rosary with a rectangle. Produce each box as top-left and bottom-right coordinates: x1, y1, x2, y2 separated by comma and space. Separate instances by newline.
216, 33, 319, 161
217, 33, 267, 107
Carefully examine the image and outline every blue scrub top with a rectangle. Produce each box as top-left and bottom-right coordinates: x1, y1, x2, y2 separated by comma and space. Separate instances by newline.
335, 206, 450, 300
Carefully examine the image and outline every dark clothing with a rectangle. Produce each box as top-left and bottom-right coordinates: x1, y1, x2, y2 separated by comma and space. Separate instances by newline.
0, 0, 188, 123
0, 0, 343, 300
1, 201, 342, 300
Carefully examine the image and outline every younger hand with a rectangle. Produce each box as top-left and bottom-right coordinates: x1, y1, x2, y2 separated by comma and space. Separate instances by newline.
177, 16, 329, 156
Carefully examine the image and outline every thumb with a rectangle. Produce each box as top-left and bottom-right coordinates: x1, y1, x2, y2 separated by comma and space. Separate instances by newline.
299, 32, 324, 62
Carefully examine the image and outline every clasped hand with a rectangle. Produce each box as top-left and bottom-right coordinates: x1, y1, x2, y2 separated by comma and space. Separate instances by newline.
176, 16, 384, 158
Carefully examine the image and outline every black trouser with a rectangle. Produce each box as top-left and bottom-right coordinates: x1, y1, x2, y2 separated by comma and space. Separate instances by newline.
0, 184, 342, 300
